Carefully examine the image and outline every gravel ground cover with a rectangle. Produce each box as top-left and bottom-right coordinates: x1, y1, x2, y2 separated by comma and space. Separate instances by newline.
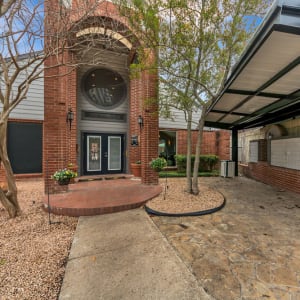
146, 177, 224, 213
0, 179, 78, 300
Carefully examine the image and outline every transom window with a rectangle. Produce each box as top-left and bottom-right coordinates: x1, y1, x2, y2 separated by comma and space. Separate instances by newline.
83, 68, 127, 110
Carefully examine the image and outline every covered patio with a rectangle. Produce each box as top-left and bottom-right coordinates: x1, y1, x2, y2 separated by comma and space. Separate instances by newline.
206, 0, 300, 192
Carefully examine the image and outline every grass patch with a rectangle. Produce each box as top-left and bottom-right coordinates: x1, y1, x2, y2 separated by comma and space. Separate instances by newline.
159, 170, 219, 178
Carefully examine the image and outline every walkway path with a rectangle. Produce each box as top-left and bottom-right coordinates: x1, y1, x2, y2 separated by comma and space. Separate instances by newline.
59, 209, 212, 300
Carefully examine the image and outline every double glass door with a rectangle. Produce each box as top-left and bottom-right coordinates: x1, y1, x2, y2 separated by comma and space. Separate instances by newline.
83, 133, 125, 175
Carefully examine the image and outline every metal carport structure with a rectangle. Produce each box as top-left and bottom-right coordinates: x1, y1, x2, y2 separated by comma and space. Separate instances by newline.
205, 0, 300, 176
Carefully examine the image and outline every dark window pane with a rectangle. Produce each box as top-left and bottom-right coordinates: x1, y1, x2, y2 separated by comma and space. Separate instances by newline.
81, 110, 127, 122
83, 68, 127, 109
7, 122, 42, 174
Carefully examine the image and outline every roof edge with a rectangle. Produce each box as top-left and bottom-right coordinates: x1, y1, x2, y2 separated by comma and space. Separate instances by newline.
207, 0, 300, 115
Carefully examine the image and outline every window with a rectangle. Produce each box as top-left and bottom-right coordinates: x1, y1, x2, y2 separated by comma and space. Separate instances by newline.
7, 122, 42, 173
158, 131, 176, 166
249, 139, 267, 163
83, 68, 127, 110
81, 111, 126, 122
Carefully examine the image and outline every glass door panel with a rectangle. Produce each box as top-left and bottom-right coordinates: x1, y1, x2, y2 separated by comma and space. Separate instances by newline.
83, 133, 124, 175
108, 136, 121, 170
87, 135, 101, 171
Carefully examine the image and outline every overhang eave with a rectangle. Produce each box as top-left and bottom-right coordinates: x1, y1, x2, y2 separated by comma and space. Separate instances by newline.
206, 1, 300, 130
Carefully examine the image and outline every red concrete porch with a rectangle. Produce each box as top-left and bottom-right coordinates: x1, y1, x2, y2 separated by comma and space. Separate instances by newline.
43, 176, 162, 217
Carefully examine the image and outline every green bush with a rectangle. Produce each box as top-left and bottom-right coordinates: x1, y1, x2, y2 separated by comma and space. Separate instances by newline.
150, 157, 167, 171
175, 154, 219, 173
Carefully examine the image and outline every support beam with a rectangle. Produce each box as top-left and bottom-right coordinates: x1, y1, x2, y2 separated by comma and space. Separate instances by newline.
231, 128, 238, 176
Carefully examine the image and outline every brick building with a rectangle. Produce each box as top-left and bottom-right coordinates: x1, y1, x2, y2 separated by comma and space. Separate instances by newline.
0, 0, 230, 194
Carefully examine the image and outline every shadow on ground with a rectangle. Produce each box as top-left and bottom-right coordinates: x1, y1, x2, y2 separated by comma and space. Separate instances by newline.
151, 176, 300, 300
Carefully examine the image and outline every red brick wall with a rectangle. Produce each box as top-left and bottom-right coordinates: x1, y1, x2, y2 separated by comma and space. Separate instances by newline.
240, 162, 300, 194
44, 54, 77, 194
129, 74, 142, 165
128, 55, 159, 185
140, 59, 159, 185
177, 129, 230, 160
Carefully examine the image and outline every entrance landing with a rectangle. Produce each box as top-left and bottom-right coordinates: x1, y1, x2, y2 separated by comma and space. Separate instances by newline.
44, 177, 162, 217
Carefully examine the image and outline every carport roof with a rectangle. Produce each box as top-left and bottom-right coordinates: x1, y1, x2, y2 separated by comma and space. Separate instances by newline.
205, 0, 300, 130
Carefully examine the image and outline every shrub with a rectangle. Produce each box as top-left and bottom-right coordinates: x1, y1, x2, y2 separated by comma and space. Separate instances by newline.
150, 157, 167, 172
175, 154, 219, 173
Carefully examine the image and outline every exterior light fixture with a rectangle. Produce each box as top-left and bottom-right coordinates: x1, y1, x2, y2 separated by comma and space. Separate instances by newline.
67, 108, 74, 130
138, 115, 143, 129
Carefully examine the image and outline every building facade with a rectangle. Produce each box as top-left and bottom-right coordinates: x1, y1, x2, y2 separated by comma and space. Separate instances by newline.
0, 1, 230, 193
42, 0, 162, 193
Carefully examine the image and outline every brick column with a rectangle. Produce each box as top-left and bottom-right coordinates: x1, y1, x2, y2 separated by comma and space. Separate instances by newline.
218, 130, 231, 160
44, 53, 77, 194
140, 68, 159, 185
129, 75, 143, 167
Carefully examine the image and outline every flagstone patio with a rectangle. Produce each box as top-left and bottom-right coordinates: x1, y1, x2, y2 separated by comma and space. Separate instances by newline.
151, 176, 300, 300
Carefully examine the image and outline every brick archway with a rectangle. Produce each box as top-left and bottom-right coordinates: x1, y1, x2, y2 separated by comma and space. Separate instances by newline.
44, 1, 158, 193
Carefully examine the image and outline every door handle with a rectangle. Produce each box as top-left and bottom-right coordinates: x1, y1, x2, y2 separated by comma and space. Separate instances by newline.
104, 152, 108, 158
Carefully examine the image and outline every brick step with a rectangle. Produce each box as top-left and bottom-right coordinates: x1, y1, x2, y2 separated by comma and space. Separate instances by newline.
43, 179, 161, 217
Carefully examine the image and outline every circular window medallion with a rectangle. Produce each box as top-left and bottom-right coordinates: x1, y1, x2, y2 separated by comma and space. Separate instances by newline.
83, 68, 127, 109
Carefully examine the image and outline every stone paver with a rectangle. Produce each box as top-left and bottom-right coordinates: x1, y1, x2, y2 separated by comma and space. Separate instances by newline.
151, 176, 300, 300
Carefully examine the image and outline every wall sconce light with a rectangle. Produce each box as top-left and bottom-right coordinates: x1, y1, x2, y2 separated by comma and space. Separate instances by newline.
66, 108, 74, 130
268, 133, 273, 140
138, 115, 143, 129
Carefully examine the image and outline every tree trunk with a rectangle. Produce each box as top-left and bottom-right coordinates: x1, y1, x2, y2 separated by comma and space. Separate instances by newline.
186, 110, 192, 193
192, 106, 207, 195
0, 120, 21, 218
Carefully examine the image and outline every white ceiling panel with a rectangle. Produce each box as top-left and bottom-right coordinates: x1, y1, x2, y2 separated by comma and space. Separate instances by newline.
263, 64, 300, 94
230, 31, 300, 91
214, 93, 247, 111
235, 96, 279, 114
221, 114, 242, 123
205, 112, 225, 122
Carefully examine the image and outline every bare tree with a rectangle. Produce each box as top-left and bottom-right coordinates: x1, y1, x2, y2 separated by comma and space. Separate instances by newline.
0, 0, 135, 217
0, 0, 48, 217
0, 0, 15, 17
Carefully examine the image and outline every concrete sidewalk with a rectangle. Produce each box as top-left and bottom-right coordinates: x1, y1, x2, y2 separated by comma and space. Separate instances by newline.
59, 208, 213, 300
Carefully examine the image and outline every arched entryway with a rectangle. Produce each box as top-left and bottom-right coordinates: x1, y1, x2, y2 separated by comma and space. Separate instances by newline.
44, 1, 159, 193
77, 60, 129, 176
